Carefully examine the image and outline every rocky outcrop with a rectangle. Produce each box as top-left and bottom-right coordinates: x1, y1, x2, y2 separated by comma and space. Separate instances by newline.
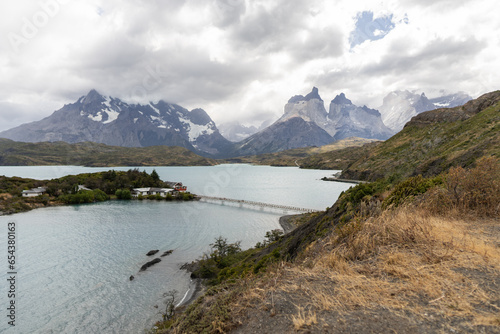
146, 250, 159, 256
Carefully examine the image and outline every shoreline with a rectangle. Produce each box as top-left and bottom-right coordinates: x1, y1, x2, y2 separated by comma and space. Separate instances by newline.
176, 278, 205, 308
279, 214, 301, 234
174, 212, 301, 311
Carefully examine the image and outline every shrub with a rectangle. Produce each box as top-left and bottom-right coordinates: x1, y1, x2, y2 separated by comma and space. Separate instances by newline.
93, 189, 109, 202
382, 175, 442, 209
437, 156, 499, 216
115, 189, 132, 200
182, 192, 194, 201
59, 190, 95, 204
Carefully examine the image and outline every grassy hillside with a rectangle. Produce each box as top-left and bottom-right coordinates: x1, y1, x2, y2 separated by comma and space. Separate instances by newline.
223, 137, 378, 166
0, 139, 217, 166
300, 91, 500, 181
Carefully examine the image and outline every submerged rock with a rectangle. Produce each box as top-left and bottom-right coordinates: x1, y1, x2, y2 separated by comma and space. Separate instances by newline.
161, 250, 174, 257
146, 250, 159, 256
140, 258, 161, 271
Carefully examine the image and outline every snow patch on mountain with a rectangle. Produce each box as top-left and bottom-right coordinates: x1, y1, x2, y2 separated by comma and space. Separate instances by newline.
102, 108, 119, 124
180, 117, 215, 142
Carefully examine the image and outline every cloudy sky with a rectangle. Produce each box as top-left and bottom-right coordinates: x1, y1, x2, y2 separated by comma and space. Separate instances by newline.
0, 0, 498, 132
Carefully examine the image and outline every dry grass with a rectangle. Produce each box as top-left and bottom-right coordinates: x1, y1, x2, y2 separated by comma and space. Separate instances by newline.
282, 207, 499, 328
236, 204, 499, 332
291, 307, 318, 330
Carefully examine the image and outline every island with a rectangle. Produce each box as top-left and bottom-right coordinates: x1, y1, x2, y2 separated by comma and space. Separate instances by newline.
0, 169, 195, 215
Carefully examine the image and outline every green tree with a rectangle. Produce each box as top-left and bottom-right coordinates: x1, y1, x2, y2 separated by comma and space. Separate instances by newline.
151, 169, 160, 182
209, 236, 241, 264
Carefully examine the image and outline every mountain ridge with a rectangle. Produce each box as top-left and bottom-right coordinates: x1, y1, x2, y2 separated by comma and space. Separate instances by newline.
0, 90, 233, 157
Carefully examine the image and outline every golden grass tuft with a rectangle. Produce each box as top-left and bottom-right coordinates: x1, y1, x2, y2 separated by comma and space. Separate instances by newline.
291, 306, 318, 330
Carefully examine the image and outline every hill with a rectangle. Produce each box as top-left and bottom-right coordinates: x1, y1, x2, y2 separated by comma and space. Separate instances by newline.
300, 91, 500, 181
224, 137, 378, 166
0, 139, 217, 166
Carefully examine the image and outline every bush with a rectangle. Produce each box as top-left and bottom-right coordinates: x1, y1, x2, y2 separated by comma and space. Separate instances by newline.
115, 189, 132, 200
93, 189, 109, 202
182, 192, 194, 201
434, 156, 499, 216
59, 190, 95, 204
382, 175, 442, 209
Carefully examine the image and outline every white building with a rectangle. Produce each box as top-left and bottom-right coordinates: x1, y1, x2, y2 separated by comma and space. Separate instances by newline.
22, 187, 46, 197
131, 187, 174, 198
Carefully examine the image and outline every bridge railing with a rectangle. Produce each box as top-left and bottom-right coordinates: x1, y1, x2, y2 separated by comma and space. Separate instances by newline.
197, 195, 318, 213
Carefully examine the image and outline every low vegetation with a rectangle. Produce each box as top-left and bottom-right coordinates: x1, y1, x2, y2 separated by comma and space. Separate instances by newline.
153, 157, 499, 333
0, 139, 216, 166
222, 137, 378, 166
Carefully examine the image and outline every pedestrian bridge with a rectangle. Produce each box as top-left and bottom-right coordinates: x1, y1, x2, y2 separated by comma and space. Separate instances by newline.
197, 195, 318, 214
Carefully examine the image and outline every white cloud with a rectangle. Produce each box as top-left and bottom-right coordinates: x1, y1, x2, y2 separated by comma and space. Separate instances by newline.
0, 0, 498, 131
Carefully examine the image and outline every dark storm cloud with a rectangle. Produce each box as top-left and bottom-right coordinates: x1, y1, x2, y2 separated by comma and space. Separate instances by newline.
231, 0, 314, 53
291, 27, 344, 62
362, 37, 486, 76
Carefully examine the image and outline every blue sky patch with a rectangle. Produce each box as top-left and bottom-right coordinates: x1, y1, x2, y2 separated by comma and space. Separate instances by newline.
350, 11, 396, 48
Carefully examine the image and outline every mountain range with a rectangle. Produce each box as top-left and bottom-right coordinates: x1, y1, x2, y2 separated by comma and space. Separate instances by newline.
378, 90, 472, 132
0, 88, 472, 158
232, 87, 393, 156
0, 90, 233, 157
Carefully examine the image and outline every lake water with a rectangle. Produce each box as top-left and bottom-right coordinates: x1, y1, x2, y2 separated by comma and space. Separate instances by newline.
0, 165, 352, 333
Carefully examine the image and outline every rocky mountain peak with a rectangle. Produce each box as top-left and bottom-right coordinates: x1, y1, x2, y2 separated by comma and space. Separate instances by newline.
288, 87, 323, 103
331, 93, 352, 106
81, 89, 106, 105
304, 87, 323, 101
189, 108, 213, 125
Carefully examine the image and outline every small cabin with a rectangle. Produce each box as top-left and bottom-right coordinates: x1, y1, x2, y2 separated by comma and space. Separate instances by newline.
22, 187, 46, 197
165, 182, 187, 192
